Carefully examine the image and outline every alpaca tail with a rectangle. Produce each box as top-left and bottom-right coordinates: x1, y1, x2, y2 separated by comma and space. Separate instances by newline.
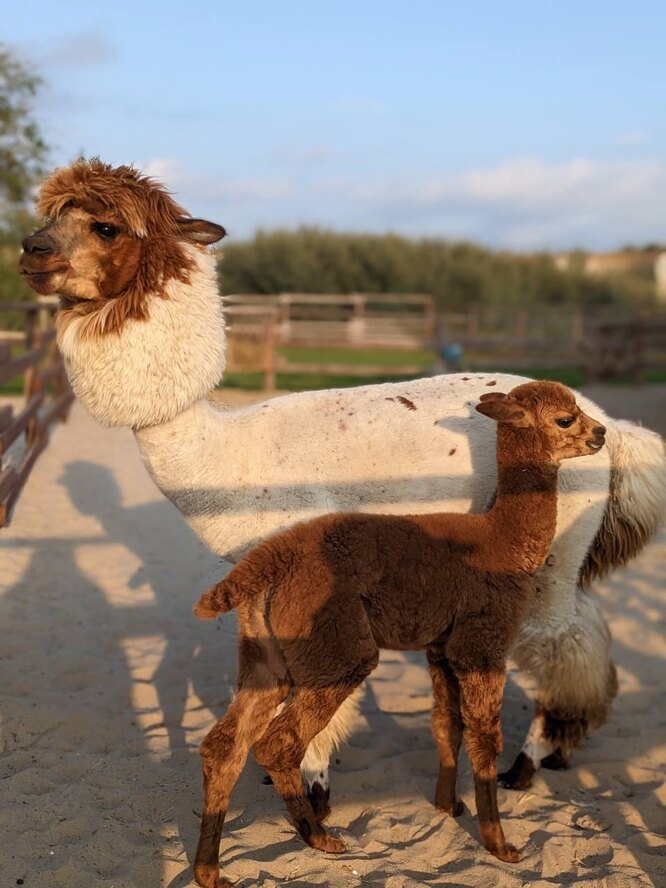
580, 419, 666, 587
194, 542, 288, 618
194, 558, 261, 618
194, 572, 244, 618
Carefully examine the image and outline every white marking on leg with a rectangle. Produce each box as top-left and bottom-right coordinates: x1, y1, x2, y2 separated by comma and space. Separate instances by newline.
522, 711, 556, 766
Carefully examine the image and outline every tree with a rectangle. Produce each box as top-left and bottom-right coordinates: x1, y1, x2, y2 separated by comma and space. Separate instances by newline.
0, 44, 49, 308
0, 45, 47, 213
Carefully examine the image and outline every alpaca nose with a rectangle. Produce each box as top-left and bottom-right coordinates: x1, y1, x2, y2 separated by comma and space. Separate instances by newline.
22, 233, 55, 255
593, 425, 606, 437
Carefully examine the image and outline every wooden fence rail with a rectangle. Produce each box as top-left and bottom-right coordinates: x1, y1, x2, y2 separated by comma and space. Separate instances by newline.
0, 300, 74, 526
224, 296, 666, 388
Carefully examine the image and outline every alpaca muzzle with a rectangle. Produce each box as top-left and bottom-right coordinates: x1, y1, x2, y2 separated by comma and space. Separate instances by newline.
586, 434, 606, 451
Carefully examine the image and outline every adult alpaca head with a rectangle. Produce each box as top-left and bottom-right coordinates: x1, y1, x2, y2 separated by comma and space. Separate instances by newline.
20, 159, 228, 428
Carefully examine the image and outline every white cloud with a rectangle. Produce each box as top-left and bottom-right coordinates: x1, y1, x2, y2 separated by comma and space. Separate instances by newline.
615, 130, 650, 146
41, 30, 116, 68
271, 143, 337, 164
329, 157, 666, 248
143, 158, 293, 205
139, 155, 666, 249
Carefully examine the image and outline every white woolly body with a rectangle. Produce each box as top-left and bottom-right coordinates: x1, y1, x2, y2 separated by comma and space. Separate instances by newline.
58, 247, 666, 772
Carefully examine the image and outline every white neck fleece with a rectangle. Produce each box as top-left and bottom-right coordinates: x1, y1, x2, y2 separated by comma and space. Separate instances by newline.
56, 245, 226, 430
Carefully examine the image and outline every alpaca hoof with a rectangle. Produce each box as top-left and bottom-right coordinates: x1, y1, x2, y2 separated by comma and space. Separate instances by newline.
309, 831, 347, 854
541, 748, 569, 771
493, 843, 523, 863
436, 799, 464, 817
194, 862, 234, 888
307, 780, 331, 823
498, 752, 535, 790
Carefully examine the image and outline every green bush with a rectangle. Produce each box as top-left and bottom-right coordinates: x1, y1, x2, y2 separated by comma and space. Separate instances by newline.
219, 228, 656, 310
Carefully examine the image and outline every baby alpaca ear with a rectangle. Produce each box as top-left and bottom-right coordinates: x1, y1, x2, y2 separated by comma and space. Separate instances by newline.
478, 391, 507, 403
475, 398, 526, 423
176, 217, 227, 245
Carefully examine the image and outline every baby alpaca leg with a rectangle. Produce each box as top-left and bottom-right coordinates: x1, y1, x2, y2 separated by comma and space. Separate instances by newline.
457, 669, 522, 863
301, 688, 363, 822
427, 650, 463, 816
255, 656, 378, 852
194, 650, 289, 888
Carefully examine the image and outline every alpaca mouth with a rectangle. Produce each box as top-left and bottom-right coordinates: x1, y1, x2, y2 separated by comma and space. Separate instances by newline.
21, 269, 66, 282
20, 264, 69, 296
19, 261, 69, 288
587, 436, 605, 451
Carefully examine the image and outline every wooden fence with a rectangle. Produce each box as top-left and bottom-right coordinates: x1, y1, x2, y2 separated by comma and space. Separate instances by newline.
224, 293, 435, 387
0, 300, 74, 526
436, 306, 666, 378
223, 297, 666, 388
586, 315, 666, 383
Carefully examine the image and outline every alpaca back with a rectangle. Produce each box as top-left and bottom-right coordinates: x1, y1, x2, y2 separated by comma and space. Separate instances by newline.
138, 373, 611, 567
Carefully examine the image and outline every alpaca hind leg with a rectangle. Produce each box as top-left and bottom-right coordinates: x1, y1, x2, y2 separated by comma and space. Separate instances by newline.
301, 688, 363, 821
194, 646, 290, 888
426, 649, 464, 816
457, 669, 522, 863
500, 589, 616, 789
255, 656, 378, 852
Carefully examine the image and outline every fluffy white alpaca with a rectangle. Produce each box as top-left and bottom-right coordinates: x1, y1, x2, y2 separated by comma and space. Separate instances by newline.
21, 161, 666, 812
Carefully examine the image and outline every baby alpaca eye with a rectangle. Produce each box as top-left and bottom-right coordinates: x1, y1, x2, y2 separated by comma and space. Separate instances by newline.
92, 222, 118, 240
556, 417, 575, 429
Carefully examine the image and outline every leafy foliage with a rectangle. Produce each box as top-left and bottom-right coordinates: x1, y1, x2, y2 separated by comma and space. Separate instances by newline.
0, 45, 48, 308
0, 45, 47, 211
219, 227, 656, 309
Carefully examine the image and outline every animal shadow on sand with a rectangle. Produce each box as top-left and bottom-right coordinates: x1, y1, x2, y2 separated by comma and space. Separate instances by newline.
32, 459, 664, 887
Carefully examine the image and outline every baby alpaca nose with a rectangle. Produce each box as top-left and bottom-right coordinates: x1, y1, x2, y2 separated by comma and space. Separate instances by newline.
593, 425, 606, 436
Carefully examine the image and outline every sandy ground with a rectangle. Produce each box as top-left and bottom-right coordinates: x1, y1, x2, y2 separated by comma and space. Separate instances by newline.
0, 385, 664, 888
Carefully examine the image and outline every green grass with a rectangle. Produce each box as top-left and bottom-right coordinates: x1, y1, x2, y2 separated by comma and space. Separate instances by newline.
220, 361, 666, 393
280, 345, 436, 367
0, 377, 26, 395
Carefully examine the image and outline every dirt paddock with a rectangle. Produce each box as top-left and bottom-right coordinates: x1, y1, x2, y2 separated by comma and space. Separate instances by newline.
1, 384, 664, 887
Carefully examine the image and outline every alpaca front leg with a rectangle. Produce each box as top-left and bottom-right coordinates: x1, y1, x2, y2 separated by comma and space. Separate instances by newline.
300, 687, 362, 822
502, 589, 617, 789
457, 669, 522, 863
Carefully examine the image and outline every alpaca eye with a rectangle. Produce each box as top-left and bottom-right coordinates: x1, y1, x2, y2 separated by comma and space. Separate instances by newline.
556, 417, 575, 429
92, 222, 118, 240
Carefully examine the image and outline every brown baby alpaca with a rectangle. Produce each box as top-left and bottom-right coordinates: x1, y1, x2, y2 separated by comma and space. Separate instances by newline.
192, 381, 606, 888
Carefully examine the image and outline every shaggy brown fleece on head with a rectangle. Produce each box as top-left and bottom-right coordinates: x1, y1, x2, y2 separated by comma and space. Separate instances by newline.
505, 381, 577, 413
39, 160, 200, 337
38, 159, 189, 238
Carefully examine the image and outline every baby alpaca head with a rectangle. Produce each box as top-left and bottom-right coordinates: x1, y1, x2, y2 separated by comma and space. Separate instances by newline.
19, 159, 226, 332
476, 380, 606, 463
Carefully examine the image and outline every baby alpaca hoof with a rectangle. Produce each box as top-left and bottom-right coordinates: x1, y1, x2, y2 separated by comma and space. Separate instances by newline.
309, 831, 347, 854
307, 781, 331, 823
498, 752, 535, 790
492, 843, 523, 863
436, 800, 464, 817
193, 862, 234, 888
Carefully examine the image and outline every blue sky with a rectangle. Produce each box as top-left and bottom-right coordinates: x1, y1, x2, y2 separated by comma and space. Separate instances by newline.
7, 1, 666, 249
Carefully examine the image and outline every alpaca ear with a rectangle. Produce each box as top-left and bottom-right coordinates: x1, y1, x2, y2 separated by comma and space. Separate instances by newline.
176, 217, 226, 245
475, 398, 526, 423
478, 391, 507, 403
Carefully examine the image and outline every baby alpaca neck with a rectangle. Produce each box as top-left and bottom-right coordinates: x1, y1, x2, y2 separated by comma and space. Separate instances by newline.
488, 425, 560, 574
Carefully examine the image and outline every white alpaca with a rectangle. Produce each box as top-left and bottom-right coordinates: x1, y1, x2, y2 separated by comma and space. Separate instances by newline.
21, 161, 666, 812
